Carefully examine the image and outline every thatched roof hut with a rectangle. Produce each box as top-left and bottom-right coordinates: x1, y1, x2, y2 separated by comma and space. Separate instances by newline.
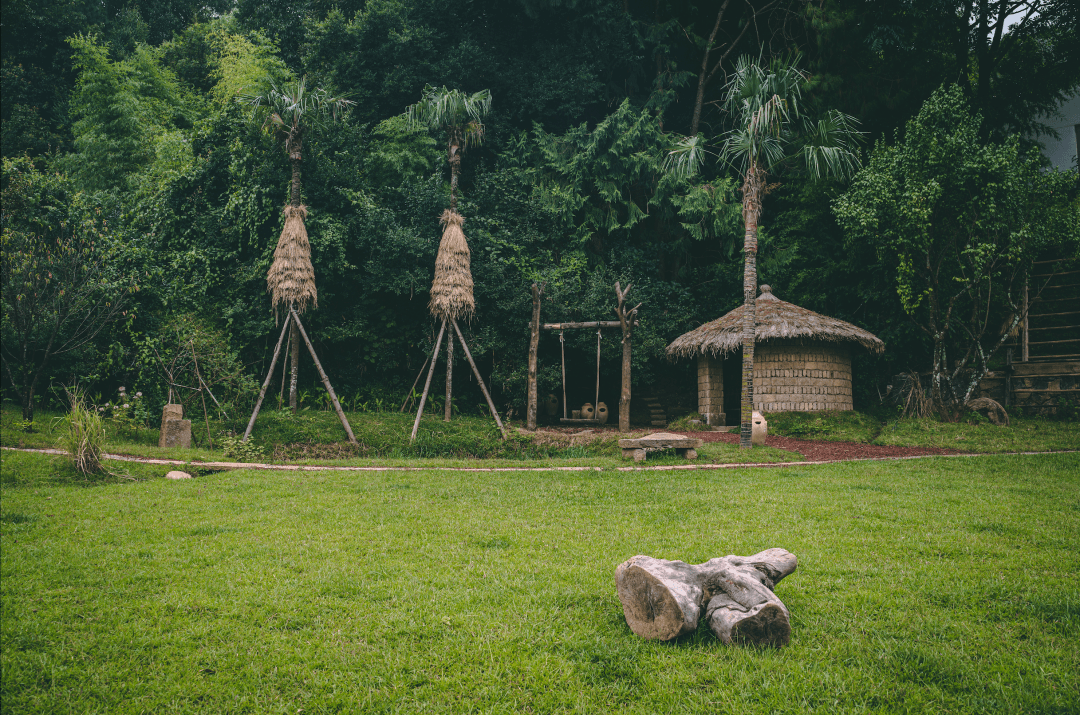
429, 209, 475, 321
667, 285, 884, 421
267, 205, 317, 314
667, 285, 884, 358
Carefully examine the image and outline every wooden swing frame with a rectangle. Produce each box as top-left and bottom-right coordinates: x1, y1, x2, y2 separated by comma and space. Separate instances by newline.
525, 282, 640, 432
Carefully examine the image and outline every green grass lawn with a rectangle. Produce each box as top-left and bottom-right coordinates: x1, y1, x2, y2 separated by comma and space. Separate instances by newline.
2, 449, 1077, 714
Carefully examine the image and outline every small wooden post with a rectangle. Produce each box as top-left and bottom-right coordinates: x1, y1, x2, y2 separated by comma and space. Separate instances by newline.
526, 282, 542, 430
244, 313, 292, 442
614, 282, 640, 433
411, 321, 447, 441
290, 306, 357, 444
451, 319, 507, 439
445, 329, 454, 422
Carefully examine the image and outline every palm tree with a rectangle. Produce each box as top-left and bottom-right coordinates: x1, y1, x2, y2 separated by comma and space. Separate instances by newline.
240, 77, 353, 412
666, 54, 861, 447
406, 86, 492, 212
406, 86, 492, 422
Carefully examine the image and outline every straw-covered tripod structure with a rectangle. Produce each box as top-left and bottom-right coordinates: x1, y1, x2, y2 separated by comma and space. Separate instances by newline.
267, 204, 317, 315
408, 208, 505, 441
429, 210, 475, 322
242, 202, 355, 445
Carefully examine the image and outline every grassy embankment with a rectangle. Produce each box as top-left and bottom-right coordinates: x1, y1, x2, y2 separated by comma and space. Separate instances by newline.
762, 409, 1079, 453
0, 405, 801, 467
4, 404, 1077, 471
1, 448, 1077, 713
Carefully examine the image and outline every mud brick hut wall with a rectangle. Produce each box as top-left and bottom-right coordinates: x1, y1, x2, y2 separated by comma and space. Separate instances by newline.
754, 340, 853, 411
697, 340, 854, 417
696, 353, 724, 425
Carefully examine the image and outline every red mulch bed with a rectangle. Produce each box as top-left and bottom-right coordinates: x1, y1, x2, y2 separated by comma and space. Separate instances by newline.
531, 425, 965, 461
682, 430, 966, 461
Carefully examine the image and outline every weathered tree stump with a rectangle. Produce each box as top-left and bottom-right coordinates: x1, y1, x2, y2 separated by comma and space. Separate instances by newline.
614, 549, 797, 646
966, 397, 1010, 426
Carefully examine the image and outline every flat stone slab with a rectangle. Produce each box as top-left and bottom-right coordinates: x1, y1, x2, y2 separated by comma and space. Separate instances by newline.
619, 432, 703, 449
619, 432, 703, 462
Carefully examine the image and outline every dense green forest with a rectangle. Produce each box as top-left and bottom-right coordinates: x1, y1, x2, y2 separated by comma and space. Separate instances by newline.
2, 0, 1078, 424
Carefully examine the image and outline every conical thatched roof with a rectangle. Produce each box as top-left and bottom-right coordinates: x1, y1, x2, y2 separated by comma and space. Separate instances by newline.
267, 205, 317, 314
666, 285, 884, 358
429, 210, 475, 321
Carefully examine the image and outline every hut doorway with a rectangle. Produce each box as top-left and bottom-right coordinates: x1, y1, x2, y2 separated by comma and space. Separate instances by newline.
723, 351, 742, 424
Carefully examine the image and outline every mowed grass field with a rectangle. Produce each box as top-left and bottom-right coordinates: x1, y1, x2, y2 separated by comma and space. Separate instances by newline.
1, 449, 1078, 714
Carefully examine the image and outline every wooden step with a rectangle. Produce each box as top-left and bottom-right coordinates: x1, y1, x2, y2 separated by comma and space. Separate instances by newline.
1011, 388, 1080, 394
1011, 361, 1080, 377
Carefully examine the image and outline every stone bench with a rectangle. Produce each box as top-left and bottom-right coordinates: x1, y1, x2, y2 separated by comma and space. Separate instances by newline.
619, 432, 703, 462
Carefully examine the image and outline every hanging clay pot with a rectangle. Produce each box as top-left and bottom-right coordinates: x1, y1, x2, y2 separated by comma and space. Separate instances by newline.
581, 402, 595, 420
544, 393, 559, 417
595, 401, 609, 425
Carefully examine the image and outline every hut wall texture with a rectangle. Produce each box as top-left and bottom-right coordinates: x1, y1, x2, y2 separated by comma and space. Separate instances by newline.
698, 341, 854, 417
697, 353, 725, 425
755, 342, 853, 412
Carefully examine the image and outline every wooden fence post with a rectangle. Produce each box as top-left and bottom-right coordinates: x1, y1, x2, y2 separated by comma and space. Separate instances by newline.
614, 282, 640, 433
526, 282, 542, 430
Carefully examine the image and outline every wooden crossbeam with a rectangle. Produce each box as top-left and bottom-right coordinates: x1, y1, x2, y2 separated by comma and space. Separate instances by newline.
540, 320, 637, 330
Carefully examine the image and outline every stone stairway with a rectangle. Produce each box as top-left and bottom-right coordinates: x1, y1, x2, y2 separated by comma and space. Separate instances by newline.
644, 395, 667, 428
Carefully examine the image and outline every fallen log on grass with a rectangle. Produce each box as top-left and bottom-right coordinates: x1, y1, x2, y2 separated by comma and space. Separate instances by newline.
614, 548, 797, 646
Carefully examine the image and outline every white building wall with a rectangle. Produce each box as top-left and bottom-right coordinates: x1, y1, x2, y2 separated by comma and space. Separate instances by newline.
1039, 93, 1080, 170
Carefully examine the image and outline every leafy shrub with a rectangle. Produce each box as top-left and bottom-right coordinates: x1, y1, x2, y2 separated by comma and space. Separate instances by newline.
57, 388, 105, 476
668, 413, 712, 431
97, 387, 150, 433
220, 433, 266, 462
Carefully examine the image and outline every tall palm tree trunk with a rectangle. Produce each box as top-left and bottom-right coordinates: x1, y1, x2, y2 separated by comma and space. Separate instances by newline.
288, 153, 302, 412
448, 144, 460, 212
444, 141, 462, 416
739, 166, 764, 448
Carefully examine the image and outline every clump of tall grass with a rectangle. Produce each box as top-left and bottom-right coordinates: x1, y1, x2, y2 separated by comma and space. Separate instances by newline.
57, 388, 105, 477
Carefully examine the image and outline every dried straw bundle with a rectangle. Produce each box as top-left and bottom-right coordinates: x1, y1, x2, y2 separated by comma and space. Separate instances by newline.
266, 205, 317, 314
667, 285, 885, 359
428, 209, 475, 321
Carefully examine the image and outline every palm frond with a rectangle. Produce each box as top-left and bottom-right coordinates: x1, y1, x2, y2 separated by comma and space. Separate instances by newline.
238, 75, 354, 131
406, 86, 493, 135
662, 134, 711, 179
798, 110, 863, 181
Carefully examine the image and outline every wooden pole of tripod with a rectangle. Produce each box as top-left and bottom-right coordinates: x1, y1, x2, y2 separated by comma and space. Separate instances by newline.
289, 306, 357, 445
445, 329, 454, 421
243, 313, 292, 442
411, 320, 447, 441
451, 319, 507, 440
400, 353, 431, 412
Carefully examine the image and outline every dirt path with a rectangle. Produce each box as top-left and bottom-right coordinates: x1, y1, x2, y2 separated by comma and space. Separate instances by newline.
3, 445, 1072, 474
